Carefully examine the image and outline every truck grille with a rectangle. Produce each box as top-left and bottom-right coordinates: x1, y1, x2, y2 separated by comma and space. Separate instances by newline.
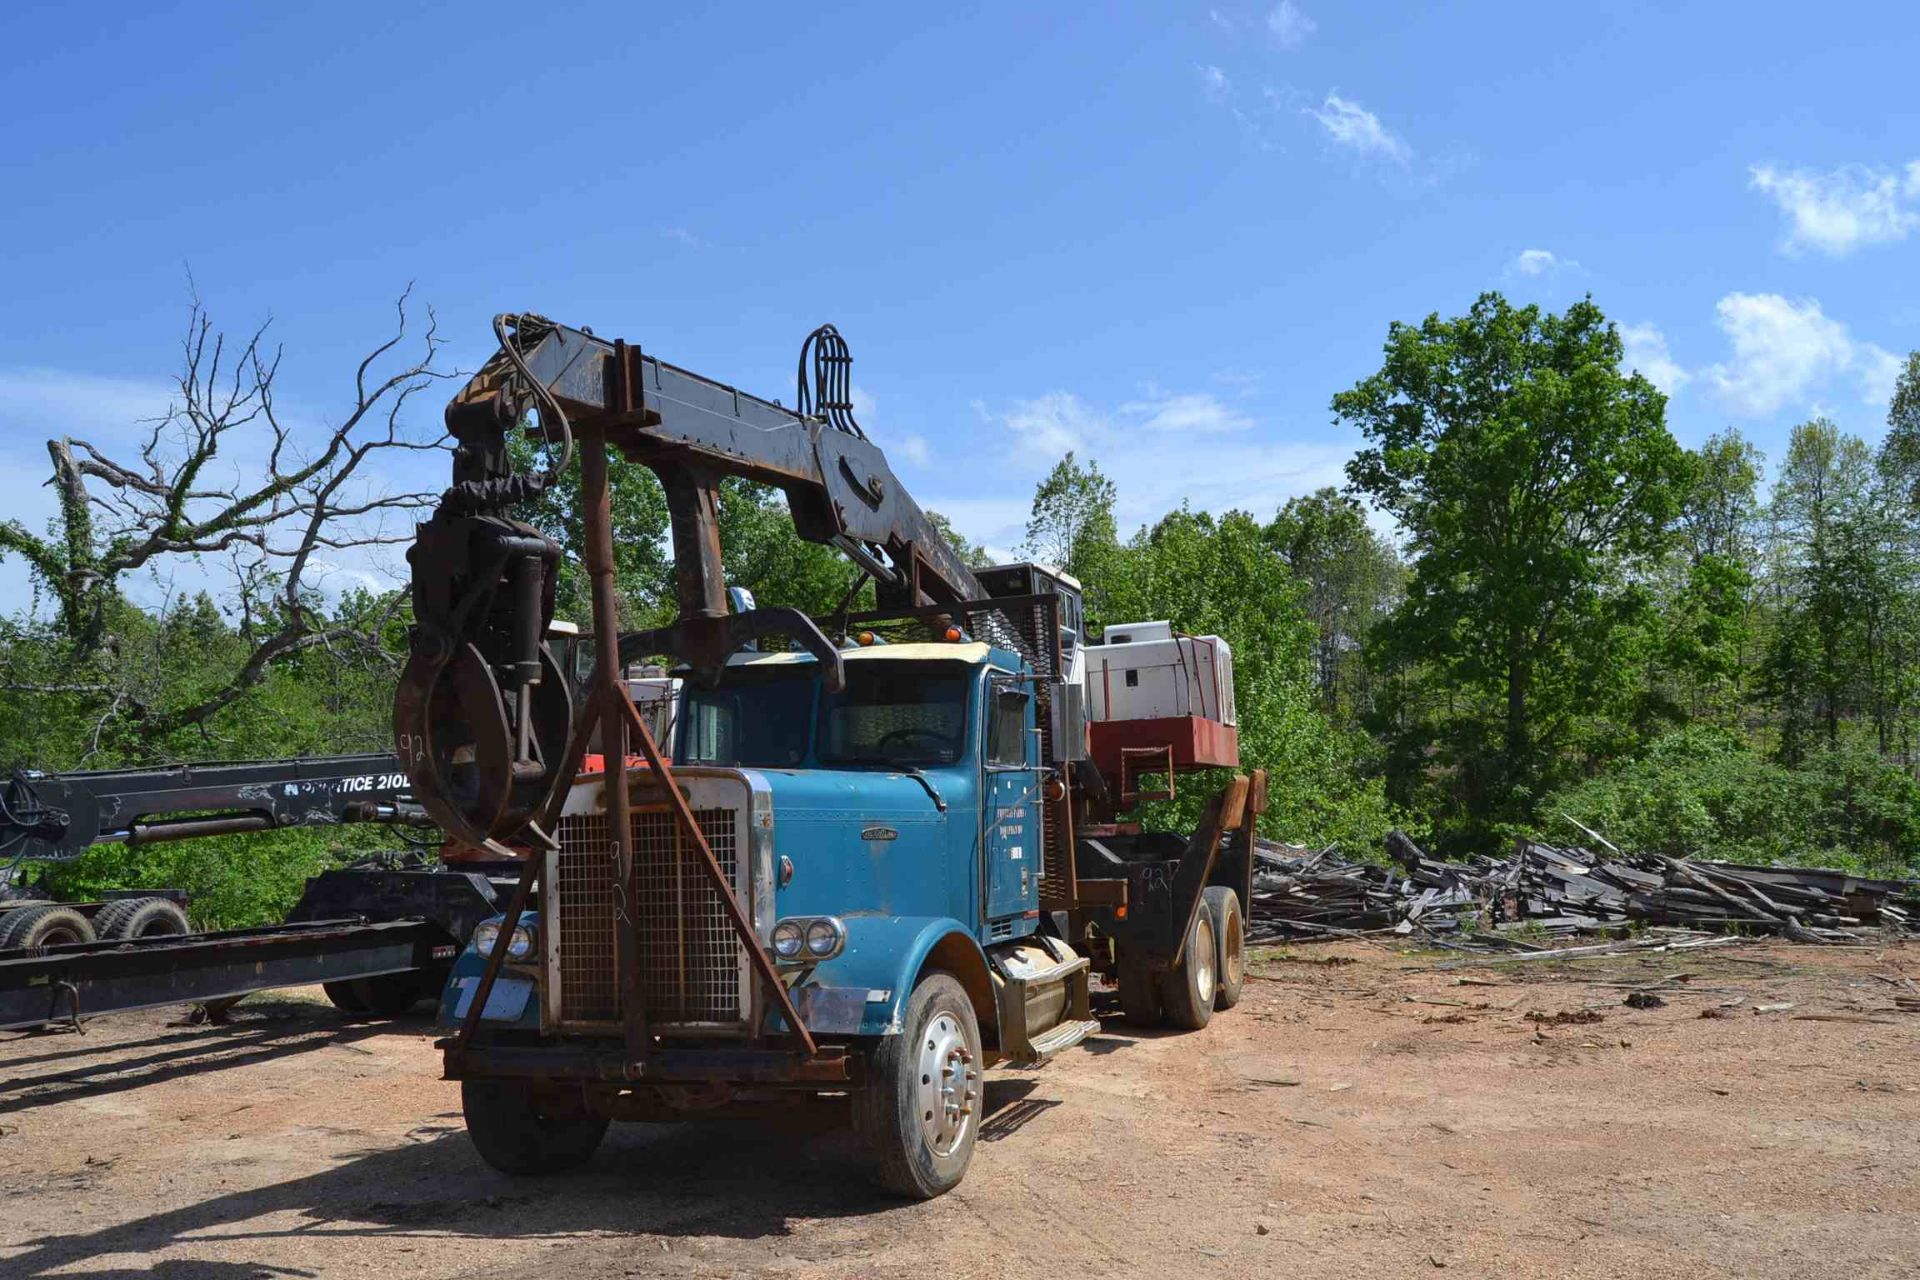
553, 804, 747, 1030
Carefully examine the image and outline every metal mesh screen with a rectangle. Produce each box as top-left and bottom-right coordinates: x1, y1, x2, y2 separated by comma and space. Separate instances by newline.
555, 812, 618, 1025
553, 802, 747, 1029
632, 806, 744, 1026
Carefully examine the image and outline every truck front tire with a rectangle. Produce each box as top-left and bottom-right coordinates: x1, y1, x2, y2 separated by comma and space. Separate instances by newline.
461, 1079, 609, 1176
857, 971, 982, 1199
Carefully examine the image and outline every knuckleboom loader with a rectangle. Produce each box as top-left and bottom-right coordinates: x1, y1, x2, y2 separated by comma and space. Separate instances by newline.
401, 315, 1263, 1197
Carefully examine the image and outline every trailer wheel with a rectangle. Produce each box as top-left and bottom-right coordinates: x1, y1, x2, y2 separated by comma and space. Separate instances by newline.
323, 981, 371, 1014
461, 1079, 608, 1176
1202, 886, 1246, 1010
1114, 945, 1164, 1028
93, 897, 191, 941
857, 971, 982, 1199
0, 905, 97, 951
1160, 908, 1217, 1031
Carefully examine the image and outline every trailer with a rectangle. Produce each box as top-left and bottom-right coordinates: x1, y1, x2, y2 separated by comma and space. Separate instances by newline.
0, 753, 513, 1027
398, 314, 1267, 1198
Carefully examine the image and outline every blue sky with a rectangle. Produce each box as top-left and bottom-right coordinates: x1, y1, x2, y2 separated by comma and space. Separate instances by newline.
3, 1, 1917, 607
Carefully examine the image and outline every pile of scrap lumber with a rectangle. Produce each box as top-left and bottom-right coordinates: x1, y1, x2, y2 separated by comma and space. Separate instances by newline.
1247, 832, 1918, 946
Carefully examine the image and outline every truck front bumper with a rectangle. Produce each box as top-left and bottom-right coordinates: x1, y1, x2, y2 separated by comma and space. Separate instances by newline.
439, 1037, 854, 1085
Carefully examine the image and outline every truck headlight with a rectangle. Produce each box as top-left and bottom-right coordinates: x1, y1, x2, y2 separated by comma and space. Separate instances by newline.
473, 917, 537, 961
771, 915, 844, 964
771, 919, 806, 960
804, 917, 845, 959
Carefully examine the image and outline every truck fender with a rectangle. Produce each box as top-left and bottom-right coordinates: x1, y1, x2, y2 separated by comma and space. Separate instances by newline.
776, 915, 996, 1042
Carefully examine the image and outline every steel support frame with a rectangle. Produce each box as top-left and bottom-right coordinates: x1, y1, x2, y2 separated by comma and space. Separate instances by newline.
452, 366, 819, 1073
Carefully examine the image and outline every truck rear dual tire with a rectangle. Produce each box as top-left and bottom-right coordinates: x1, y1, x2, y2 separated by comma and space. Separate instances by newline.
1115, 888, 1244, 1030
1161, 908, 1218, 1031
858, 971, 983, 1200
461, 1079, 609, 1176
1203, 886, 1246, 1011
93, 897, 191, 941
0, 905, 97, 950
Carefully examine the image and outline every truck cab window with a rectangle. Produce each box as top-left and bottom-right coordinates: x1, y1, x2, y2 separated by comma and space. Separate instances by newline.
819, 665, 969, 766
987, 687, 1030, 767
677, 667, 814, 766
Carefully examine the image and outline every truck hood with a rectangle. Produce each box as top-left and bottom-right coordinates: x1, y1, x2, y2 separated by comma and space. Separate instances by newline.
751, 766, 974, 921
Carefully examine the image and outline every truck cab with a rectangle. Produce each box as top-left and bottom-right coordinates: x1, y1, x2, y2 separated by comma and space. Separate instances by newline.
440, 630, 1106, 1195
440, 585, 1256, 1200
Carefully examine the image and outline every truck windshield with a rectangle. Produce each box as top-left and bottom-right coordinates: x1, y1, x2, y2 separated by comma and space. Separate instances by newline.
676, 666, 815, 767
819, 664, 970, 767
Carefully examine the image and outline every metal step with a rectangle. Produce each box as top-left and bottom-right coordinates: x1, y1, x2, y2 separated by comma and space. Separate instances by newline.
1025, 1017, 1100, 1062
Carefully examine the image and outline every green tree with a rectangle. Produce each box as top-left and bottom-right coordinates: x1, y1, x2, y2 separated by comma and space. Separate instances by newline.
1762, 420, 1884, 758
1266, 488, 1404, 718
1635, 430, 1764, 727
0, 294, 445, 747
1337, 293, 1689, 841
1022, 453, 1122, 621
1877, 350, 1920, 508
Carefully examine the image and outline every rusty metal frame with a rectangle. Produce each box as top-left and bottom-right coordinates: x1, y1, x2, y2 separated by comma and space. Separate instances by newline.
453, 418, 818, 1066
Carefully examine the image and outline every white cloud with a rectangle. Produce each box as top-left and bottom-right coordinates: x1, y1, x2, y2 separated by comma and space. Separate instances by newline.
1208, 8, 1236, 34
1858, 344, 1905, 411
1619, 322, 1690, 397
1117, 391, 1253, 434
917, 495, 1034, 557
849, 383, 929, 465
894, 433, 932, 468
1002, 388, 1255, 463
1510, 248, 1576, 277
660, 227, 708, 249
0, 368, 177, 435
1304, 93, 1409, 166
1266, 2, 1316, 48
959, 386, 1350, 553
1196, 64, 1230, 102
1704, 292, 1897, 415
1003, 391, 1104, 460
1749, 161, 1920, 256
303, 557, 395, 597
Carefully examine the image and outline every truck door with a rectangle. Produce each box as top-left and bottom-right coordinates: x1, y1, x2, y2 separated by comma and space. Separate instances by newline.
982, 679, 1040, 924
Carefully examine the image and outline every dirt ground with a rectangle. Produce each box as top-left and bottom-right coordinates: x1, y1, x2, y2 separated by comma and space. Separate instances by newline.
1, 938, 1916, 1280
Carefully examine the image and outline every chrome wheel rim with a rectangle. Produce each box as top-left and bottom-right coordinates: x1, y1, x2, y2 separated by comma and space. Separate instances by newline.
1222, 908, 1243, 988
1193, 917, 1216, 1005
916, 1011, 979, 1156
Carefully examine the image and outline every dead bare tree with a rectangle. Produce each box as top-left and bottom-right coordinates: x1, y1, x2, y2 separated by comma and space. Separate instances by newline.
0, 288, 453, 748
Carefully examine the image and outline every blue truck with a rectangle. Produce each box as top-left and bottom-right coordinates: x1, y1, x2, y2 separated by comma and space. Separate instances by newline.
399, 317, 1263, 1197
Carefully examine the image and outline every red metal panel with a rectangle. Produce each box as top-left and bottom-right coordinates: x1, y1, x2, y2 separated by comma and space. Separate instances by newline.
1088, 715, 1240, 779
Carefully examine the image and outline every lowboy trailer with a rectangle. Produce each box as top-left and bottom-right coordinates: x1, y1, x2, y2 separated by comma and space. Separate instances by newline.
0, 754, 512, 1028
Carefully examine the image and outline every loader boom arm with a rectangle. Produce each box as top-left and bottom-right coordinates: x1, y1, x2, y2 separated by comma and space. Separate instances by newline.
396, 314, 983, 849
446, 316, 985, 616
